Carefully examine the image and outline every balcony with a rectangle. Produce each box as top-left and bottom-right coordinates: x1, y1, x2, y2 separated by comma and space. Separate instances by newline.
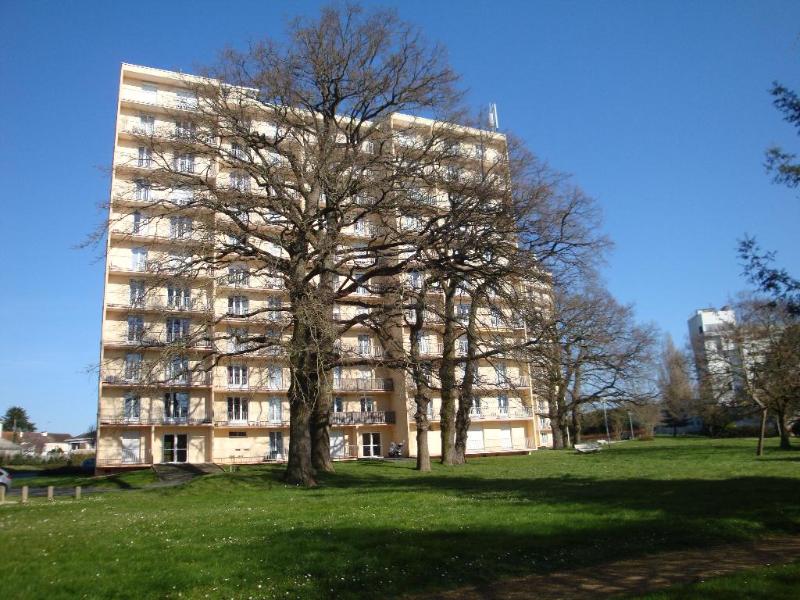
334, 378, 394, 392
337, 344, 385, 359
213, 418, 289, 428
101, 370, 212, 388
414, 407, 533, 422
330, 411, 396, 425
99, 413, 212, 426
108, 335, 213, 350
221, 381, 288, 392
107, 297, 212, 314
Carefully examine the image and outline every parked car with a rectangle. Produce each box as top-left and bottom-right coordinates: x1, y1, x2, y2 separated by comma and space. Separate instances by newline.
0, 468, 12, 491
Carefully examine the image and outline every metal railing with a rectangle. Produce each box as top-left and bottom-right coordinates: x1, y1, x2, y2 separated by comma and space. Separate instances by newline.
99, 414, 211, 426
101, 370, 213, 387
334, 378, 394, 392
107, 298, 212, 313
413, 407, 533, 422
213, 418, 289, 427
330, 411, 396, 425
337, 344, 385, 359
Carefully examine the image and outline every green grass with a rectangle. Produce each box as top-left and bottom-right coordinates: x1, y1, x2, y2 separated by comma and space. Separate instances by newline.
1, 438, 799, 599
4, 466, 158, 489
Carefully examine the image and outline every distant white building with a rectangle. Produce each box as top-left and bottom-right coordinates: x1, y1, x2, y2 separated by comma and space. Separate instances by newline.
687, 307, 745, 403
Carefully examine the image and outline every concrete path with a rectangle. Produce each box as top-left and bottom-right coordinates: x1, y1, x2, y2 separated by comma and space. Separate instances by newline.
412, 536, 800, 599
4, 463, 221, 498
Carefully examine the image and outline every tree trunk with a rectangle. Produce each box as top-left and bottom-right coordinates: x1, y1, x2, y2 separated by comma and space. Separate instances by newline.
310, 370, 334, 473
756, 406, 767, 457
415, 403, 432, 472
453, 294, 480, 464
571, 407, 582, 445
776, 410, 792, 450
285, 387, 316, 487
439, 280, 458, 465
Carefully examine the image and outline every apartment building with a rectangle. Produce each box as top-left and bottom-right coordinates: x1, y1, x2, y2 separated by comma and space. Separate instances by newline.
96, 63, 552, 469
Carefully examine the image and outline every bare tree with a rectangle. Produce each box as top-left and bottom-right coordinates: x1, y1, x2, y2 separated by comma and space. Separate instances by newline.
657, 336, 696, 437
525, 280, 658, 448
97, 4, 515, 486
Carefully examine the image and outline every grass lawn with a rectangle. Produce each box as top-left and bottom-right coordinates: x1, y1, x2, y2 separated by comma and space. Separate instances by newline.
4, 466, 158, 490
1, 437, 798, 599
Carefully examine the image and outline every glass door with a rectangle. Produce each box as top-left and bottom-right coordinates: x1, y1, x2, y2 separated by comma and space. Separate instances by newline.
361, 432, 381, 457
162, 434, 188, 463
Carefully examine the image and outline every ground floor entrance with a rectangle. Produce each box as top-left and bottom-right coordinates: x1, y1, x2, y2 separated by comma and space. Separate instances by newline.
163, 434, 188, 463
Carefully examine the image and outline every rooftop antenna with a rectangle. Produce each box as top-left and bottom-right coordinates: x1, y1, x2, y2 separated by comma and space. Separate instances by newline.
487, 103, 499, 131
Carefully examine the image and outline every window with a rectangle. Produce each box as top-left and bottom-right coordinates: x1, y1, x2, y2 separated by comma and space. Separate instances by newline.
169, 216, 192, 239
164, 392, 189, 420
362, 432, 381, 457
228, 264, 250, 286
124, 353, 142, 381
123, 393, 140, 421
495, 363, 507, 385
166, 318, 190, 343
227, 327, 248, 352
129, 280, 145, 306
141, 83, 158, 101
333, 396, 344, 413
470, 399, 483, 417
131, 247, 147, 272
362, 140, 375, 154
354, 272, 368, 295
227, 397, 248, 422
139, 114, 155, 134
457, 336, 468, 356
457, 304, 470, 324
490, 308, 503, 328
229, 431, 246, 438
360, 397, 375, 412
167, 357, 189, 383
228, 296, 249, 316
498, 394, 509, 417
137, 146, 152, 168
176, 89, 196, 109
175, 120, 195, 138
267, 366, 283, 390
230, 142, 246, 160
135, 180, 150, 201
230, 170, 250, 192
268, 397, 282, 423
267, 297, 282, 322
132, 211, 144, 235
175, 152, 195, 173
170, 187, 193, 205
127, 316, 144, 342
408, 270, 422, 290
167, 286, 191, 309
269, 431, 284, 459
227, 364, 248, 387
401, 215, 422, 231
416, 332, 430, 354
357, 335, 372, 355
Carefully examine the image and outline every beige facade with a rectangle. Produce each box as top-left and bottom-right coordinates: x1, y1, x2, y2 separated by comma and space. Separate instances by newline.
96, 63, 553, 469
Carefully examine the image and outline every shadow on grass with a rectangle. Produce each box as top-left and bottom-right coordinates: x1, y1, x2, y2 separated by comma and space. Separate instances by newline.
161, 462, 800, 598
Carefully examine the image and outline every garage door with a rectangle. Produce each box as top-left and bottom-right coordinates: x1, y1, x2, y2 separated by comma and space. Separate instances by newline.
499, 426, 512, 450
467, 427, 484, 451
330, 431, 346, 458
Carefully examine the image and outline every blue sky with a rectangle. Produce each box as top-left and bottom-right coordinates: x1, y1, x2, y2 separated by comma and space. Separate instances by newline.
1, 1, 798, 434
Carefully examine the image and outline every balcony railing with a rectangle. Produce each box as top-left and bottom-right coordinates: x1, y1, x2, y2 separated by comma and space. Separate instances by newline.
107, 298, 212, 313
213, 418, 289, 427
413, 407, 533, 422
222, 381, 288, 392
110, 336, 213, 349
99, 414, 211, 426
101, 371, 212, 387
330, 411, 396, 425
96, 450, 149, 466
334, 378, 394, 392
337, 344, 385, 359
